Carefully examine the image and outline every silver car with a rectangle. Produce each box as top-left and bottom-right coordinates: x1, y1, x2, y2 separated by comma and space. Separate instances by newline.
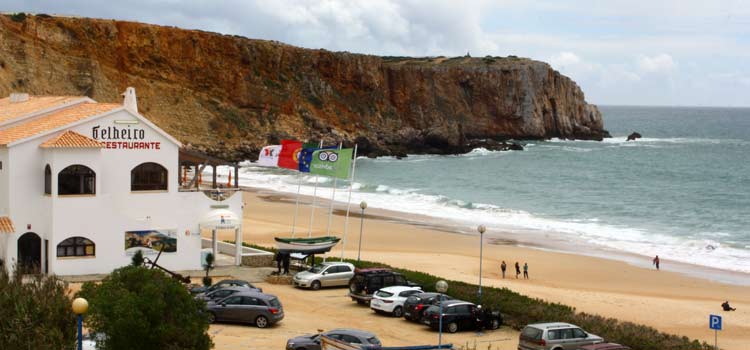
293, 262, 355, 290
518, 323, 603, 350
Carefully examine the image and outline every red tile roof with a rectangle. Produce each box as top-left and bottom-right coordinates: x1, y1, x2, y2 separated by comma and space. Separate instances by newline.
0, 217, 14, 234
0, 103, 121, 146
0, 95, 85, 124
40, 130, 105, 149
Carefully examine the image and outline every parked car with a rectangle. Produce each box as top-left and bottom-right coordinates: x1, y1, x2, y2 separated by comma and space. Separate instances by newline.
422, 300, 502, 333
518, 323, 603, 350
206, 291, 284, 328
403, 292, 453, 322
286, 329, 382, 350
370, 285, 422, 317
293, 262, 355, 290
195, 285, 261, 302
190, 279, 261, 295
348, 268, 419, 304
577, 344, 630, 350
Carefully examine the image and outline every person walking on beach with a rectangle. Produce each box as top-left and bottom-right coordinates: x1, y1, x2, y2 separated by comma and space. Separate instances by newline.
501, 261, 507, 279
515, 261, 521, 279
652, 255, 660, 270
523, 262, 529, 279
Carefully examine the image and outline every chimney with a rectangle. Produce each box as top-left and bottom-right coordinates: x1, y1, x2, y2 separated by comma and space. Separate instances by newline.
122, 87, 138, 113
9, 93, 29, 103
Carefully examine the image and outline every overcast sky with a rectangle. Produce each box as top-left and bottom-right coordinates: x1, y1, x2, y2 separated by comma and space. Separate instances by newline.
3, 0, 749, 107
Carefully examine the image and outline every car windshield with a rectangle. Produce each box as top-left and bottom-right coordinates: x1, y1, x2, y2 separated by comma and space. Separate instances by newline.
375, 290, 394, 298
367, 337, 381, 346
309, 264, 326, 273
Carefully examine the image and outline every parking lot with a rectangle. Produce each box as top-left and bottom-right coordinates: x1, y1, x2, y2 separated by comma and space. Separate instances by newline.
208, 281, 519, 350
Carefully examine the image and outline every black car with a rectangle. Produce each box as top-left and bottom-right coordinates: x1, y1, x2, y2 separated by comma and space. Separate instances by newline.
422, 300, 502, 333
190, 279, 261, 295
195, 285, 262, 302
348, 268, 419, 304
403, 292, 453, 322
286, 329, 381, 350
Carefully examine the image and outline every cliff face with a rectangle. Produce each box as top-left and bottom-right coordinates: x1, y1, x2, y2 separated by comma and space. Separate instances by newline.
0, 14, 608, 160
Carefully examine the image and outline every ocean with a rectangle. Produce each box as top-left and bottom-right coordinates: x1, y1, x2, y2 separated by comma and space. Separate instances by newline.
234, 106, 750, 277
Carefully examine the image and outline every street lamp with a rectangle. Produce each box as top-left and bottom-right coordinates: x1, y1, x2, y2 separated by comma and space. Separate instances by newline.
477, 224, 486, 304
436, 280, 449, 349
356, 201, 367, 262
72, 297, 89, 350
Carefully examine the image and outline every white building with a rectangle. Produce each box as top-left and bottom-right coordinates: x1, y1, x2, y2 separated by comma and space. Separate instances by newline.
0, 88, 243, 276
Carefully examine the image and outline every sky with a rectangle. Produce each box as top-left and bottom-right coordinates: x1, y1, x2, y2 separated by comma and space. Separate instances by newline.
2, 0, 749, 107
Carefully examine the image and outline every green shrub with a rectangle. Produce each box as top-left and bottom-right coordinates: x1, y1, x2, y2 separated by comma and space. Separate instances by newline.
0, 267, 76, 350
77, 266, 212, 350
9, 12, 27, 22
131, 250, 144, 267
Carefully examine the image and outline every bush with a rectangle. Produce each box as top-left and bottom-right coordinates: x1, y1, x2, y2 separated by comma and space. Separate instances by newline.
0, 267, 76, 349
242, 242, 709, 350
77, 266, 212, 350
131, 250, 144, 267
9, 12, 27, 22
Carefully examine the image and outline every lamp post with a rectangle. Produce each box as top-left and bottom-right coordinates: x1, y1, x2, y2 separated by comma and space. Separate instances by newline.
436, 280, 449, 348
356, 201, 367, 262
477, 224, 486, 304
72, 297, 89, 350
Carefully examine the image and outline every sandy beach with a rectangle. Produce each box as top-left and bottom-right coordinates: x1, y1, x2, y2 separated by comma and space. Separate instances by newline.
229, 188, 750, 350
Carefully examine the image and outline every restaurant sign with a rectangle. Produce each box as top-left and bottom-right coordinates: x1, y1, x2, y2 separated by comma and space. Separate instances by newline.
92, 123, 161, 150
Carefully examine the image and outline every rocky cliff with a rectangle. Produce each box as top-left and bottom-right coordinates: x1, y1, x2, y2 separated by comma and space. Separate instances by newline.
0, 14, 608, 160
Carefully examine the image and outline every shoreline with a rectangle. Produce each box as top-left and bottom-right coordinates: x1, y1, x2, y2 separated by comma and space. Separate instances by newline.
237, 187, 750, 349
241, 185, 750, 287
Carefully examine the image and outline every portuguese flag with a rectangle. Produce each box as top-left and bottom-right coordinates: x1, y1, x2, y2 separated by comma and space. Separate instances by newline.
277, 140, 303, 170
310, 148, 353, 179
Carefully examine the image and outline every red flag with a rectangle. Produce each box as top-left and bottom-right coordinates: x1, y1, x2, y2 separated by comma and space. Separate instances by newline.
278, 139, 303, 170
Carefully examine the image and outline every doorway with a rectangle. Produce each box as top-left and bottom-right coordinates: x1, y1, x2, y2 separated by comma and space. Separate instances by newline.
17, 232, 41, 273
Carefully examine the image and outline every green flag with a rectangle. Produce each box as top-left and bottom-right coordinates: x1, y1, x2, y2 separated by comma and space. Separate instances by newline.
310, 148, 353, 179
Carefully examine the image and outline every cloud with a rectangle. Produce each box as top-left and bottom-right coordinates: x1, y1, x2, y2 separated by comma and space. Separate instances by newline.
637, 54, 676, 74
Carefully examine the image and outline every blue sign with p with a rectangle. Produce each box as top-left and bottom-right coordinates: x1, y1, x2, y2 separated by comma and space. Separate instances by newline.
709, 314, 722, 330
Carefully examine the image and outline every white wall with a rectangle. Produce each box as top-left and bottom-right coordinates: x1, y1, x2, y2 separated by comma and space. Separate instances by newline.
5, 108, 243, 276
0, 147, 8, 216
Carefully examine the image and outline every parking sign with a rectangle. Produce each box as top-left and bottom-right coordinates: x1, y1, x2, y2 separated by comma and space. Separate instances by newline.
709, 314, 722, 330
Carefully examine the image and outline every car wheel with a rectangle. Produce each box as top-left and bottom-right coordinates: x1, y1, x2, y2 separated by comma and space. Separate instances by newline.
490, 318, 500, 330
311, 280, 321, 290
392, 306, 403, 318
255, 315, 269, 328
356, 299, 367, 305
207, 312, 216, 324
447, 322, 458, 333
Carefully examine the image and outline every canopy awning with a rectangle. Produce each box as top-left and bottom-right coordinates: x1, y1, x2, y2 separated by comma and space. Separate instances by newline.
199, 209, 241, 230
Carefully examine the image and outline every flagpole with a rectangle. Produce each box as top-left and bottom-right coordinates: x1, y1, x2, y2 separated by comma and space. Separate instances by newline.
340, 144, 358, 260
307, 140, 324, 238
325, 142, 342, 237
291, 173, 303, 238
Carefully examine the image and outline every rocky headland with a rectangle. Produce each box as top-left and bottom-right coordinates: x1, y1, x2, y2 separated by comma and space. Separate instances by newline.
0, 13, 609, 160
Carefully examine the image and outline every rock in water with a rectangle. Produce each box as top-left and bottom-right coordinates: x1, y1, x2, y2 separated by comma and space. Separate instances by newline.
0, 14, 609, 160
627, 132, 642, 141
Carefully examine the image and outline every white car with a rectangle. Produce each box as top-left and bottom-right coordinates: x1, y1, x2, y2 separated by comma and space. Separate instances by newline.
369, 285, 422, 317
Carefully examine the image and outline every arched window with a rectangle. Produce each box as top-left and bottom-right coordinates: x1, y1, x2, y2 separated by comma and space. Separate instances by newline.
131, 162, 168, 191
44, 165, 52, 195
58, 165, 96, 195
57, 236, 95, 257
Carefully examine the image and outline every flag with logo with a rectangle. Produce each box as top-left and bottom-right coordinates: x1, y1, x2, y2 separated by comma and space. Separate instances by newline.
277, 140, 303, 170
257, 145, 281, 167
299, 144, 338, 172
310, 148, 353, 179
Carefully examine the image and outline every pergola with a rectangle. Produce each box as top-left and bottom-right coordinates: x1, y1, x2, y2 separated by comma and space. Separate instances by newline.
178, 148, 240, 190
